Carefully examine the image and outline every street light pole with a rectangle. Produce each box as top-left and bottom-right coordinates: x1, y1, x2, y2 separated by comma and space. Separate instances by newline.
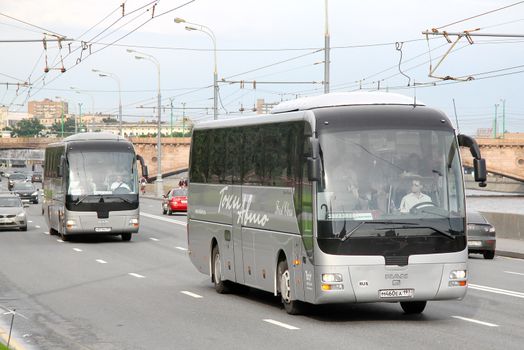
91, 69, 122, 135
324, 0, 330, 94
55, 96, 65, 137
126, 49, 163, 196
175, 18, 218, 120
70, 86, 95, 132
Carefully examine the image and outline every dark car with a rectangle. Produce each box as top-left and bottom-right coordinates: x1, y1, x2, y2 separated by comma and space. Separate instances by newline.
162, 187, 188, 215
31, 173, 42, 183
467, 211, 496, 259
11, 182, 39, 204
0, 193, 27, 231
7, 173, 28, 191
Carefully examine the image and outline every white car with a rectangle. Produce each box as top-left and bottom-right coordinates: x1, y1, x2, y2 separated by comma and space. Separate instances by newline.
0, 193, 28, 231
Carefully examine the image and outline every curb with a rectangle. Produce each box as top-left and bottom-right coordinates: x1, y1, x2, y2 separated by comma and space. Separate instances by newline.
496, 250, 524, 259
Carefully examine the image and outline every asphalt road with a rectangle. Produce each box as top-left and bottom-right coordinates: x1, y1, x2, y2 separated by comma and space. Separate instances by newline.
1, 188, 524, 349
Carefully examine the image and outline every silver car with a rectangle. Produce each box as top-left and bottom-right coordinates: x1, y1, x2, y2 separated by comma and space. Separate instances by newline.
467, 211, 496, 259
0, 193, 27, 231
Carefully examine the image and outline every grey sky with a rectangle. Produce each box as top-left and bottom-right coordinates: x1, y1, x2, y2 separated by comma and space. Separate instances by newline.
1, 0, 523, 134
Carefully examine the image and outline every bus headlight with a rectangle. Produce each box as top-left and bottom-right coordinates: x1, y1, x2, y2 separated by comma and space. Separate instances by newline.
322, 273, 343, 283
449, 270, 467, 280
66, 220, 76, 229
129, 218, 139, 228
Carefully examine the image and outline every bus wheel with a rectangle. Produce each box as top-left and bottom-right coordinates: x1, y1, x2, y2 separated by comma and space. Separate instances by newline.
212, 245, 231, 294
49, 228, 58, 236
60, 231, 70, 242
278, 261, 304, 315
400, 301, 427, 314
121, 233, 132, 241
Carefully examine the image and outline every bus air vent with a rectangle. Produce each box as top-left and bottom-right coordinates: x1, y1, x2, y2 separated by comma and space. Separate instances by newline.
385, 255, 408, 266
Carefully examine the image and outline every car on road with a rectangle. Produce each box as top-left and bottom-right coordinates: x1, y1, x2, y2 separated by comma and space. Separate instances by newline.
7, 173, 28, 191
467, 211, 496, 259
162, 187, 188, 215
0, 193, 27, 231
31, 172, 42, 183
11, 182, 39, 204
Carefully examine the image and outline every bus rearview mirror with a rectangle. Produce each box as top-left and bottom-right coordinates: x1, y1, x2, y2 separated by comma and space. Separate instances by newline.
473, 158, 487, 186
307, 157, 321, 181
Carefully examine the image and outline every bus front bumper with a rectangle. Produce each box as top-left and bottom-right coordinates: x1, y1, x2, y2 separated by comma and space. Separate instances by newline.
64, 213, 140, 235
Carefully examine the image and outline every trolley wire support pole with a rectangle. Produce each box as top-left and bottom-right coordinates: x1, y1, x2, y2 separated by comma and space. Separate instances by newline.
324, 0, 330, 94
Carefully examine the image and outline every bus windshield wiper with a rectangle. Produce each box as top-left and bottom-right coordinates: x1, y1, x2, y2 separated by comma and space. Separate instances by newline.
74, 194, 95, 206
376, 225, 456, 240
340, 221, 417, 241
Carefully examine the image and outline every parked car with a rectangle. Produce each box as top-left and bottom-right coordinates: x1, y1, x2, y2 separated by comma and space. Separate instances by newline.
7, 173, 28, 191
162, 187, 188, 215
0, 193, 27, 231
31, 172, 42, 183
11, 182, 39, 204
467, 211, 496, 259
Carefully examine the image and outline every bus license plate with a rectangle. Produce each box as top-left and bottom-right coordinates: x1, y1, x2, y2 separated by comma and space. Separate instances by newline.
379, 289, 414, 299
95, 227, 112, 232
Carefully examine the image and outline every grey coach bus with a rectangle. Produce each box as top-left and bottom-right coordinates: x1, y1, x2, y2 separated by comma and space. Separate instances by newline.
43, 133, 148, 241
187, 92, 487, 314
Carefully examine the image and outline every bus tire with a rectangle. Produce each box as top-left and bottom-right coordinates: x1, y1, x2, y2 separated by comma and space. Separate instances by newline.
121, 233, 132, 241
60, 231, 70, 241
278, 260, 304, 315
212, 245, 231, 294
49, 228, 58, 236
400, 301, 427, 314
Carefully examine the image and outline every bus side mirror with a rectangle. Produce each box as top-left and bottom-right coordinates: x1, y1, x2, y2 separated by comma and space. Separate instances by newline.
474, 158, 487, 187
58, 155, 65, 177
142, 165, 149, 178
136, 154, 148, 178
308, 157, 321, 181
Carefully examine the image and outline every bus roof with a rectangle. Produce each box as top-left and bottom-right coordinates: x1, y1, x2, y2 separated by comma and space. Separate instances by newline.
63, 132, 127, 142
272, 91, 424, 113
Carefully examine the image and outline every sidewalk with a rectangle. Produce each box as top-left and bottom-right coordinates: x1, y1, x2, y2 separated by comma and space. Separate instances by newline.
496, 238, 524, 259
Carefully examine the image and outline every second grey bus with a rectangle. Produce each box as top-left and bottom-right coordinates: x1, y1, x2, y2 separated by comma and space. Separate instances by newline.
43, 133, 148, 241
187, 92, 487, 314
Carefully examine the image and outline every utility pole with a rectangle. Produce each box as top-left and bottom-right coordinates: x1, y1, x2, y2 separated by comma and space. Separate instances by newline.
501, 99, 506, 139
77, 102, 82, 134
182, 102, 186, 137
170, 98, 174, 136
494, 104, 499, 139
324, 0, 330, 93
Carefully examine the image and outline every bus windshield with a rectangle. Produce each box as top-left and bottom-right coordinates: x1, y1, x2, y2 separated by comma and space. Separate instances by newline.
67, 151, 137, 197
316, 127, 465, 240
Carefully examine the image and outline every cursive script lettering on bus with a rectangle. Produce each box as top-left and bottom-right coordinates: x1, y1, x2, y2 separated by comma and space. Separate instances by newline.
218, 186, 269, 226
275, 200, 294, 217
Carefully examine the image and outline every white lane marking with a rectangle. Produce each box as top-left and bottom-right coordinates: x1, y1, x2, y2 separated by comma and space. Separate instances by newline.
504, 271, 524, 276
129, 273, 145, 278
149, 237, 159, 241
28, 220, 33, 223
73, 248, 83, 252
140, 212, 187, 226
175, 246, 188, 251
96, 259, 108, 264
35, 225, 41, 228
452, 316, 499, 327
180, 291, 203, 299
263, 319, 300, 330
469, 283, 524, 299
57, 239, 64, 243
43, 231, 49, 235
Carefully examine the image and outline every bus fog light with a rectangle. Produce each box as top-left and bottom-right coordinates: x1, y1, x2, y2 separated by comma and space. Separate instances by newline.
449, 270, 467, 280
322, 273, 343, 283
129, 218, 139, 227
449, 280, 467, 287
321, 284, 343, 291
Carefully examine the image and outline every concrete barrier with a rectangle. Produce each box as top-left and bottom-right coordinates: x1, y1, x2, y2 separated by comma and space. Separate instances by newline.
480, 212, 524, 240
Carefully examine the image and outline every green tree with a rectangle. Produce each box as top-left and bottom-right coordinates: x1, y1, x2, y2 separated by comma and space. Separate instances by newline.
11, 117, 45, 137
51, 117, 76, 135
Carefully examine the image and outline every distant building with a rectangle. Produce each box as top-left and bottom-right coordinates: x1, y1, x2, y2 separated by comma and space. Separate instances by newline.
28, 98, 68, 119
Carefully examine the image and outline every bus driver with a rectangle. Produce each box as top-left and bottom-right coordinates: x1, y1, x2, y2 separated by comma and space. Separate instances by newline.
399, 179, 432, 213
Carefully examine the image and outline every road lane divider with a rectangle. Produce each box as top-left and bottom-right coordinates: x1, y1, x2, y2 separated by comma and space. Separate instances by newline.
175, 247, 188, 251
149, 237, 160, 241
43, 231, 49, 235
263, 319, 299, 330
180, 291, 203, 299
140, 212, 187, 226
129, 273, 146, 278
96, 259, 108, 264
504, 271, 524, 276
35, 225, 41, 228
57, 239, 64, 243
73, 248, 83, 252
451, 316, 499, 327
469, 283, 524, 299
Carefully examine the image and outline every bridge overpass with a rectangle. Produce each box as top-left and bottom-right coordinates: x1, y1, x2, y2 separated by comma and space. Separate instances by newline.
2, 135, 524, 182
0, 137, 190, 178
